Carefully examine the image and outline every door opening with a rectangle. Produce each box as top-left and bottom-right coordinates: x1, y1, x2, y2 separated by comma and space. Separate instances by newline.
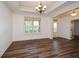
71, 19, 79, 39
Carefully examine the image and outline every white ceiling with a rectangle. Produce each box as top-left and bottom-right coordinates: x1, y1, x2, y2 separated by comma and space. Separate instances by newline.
4, 1, 66, 14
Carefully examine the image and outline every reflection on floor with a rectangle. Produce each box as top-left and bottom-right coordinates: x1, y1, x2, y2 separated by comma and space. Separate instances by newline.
2, 37, 79, 58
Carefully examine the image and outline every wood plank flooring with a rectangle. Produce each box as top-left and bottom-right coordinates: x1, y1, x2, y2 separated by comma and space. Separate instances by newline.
2, 38, 79, 58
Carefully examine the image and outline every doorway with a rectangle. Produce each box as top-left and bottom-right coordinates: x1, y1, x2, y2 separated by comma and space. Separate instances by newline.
71, 20, 79, 39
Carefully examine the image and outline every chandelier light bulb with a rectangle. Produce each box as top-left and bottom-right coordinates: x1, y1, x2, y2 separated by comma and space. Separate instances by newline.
38, 4, 41, 7
37, 9, 40, 11
35, 7, 38, 9
44, 5, 46, 9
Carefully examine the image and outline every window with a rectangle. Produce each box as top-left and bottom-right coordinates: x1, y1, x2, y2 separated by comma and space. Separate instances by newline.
24, 17, 40, 33
53, 21, 57, 32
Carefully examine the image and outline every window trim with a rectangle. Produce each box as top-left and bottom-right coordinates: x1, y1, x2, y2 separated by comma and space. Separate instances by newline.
53, 20, 58, 33
24, 17, 41, 34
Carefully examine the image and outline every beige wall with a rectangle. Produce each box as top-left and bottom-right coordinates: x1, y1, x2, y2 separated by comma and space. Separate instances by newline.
0, 2, 12, 57
12, 13, 53, 41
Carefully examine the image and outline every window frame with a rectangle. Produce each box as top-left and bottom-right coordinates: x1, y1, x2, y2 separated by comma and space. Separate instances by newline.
53, 20, 58, 33
24, 17, 41, 35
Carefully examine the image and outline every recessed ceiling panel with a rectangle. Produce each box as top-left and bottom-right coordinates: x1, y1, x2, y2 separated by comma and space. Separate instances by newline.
5, 1, 66, 14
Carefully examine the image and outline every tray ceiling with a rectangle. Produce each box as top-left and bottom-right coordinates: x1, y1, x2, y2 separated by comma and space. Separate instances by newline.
5, 1, 66, 14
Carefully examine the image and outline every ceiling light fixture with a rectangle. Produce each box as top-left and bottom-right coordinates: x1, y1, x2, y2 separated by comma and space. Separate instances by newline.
70, 8, 77, 16
35, 2, 47, 14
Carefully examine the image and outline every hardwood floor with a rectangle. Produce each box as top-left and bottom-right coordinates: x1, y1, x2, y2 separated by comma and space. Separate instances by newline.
2, 38, 79, 58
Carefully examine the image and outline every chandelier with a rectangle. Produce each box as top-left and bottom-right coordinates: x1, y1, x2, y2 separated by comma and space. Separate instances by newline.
70, 9, 77, 16
70, 8, 79, 16
35, 2, 47, 14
